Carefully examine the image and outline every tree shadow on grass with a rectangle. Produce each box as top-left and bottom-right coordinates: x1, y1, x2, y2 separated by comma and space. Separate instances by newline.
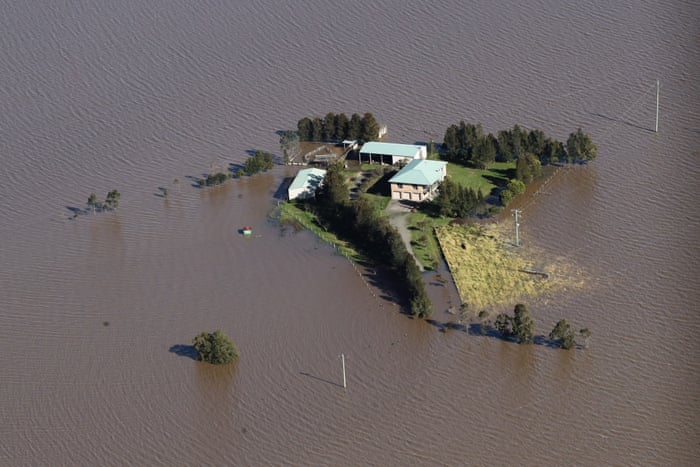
169, 344, 199, 360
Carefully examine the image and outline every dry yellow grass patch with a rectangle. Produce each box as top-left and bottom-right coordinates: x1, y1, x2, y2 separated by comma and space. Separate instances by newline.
437, 223, 583, 309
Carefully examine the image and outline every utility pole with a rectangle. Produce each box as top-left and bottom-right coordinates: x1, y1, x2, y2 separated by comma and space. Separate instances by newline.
655, 79, 660, 133
511, 209, 522, 246
341, 354, 347, 391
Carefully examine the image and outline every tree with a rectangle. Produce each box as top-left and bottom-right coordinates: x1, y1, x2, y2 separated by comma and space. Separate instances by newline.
471, 135, 496, 169
297, 117, 312, 141
506, 179, 526, 196
192, 330, 238, 364
566, 128, 597, 162
322, 112, 336, 141
360, 112, 380, 142
347, 113, 362, 140
443, 124, 459, 159
549, 319, 576, 349
496, 129, 515, 162
335, 113, 348, 140
499, 188, 513, 206
311, 117, 323, 142
316, 162, 348, 213
105, 189, 121, 209
512, 303, 535, 343
245, 150, 274, 175
280, 130, 300, 164
527, 129, 546, 155
516, 152, 541, 183
495, 304, 535, 343
87, 193, 97, 214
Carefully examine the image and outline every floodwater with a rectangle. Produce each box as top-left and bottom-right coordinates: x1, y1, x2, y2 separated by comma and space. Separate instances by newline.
1, 0, 698, 464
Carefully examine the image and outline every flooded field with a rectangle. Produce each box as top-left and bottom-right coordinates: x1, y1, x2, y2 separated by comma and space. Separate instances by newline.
0, 0, 698, 464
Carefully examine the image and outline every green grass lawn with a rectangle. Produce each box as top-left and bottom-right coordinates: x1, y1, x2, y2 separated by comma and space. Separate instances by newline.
406, 211, 451, 270
446, 161, 515, 196
360, 193, 391, 214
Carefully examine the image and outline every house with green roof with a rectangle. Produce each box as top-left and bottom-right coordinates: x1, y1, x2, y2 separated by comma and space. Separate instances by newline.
388, 159, 447, 201
359, 142, 427, 165
288, 168, 326, 200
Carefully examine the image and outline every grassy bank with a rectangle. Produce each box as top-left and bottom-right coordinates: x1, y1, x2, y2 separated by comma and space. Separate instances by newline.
437, 223, 581, 309
277, 202, 364, 262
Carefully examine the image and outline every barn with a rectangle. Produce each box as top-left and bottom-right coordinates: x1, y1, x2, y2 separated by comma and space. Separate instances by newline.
358, 142, 427, 165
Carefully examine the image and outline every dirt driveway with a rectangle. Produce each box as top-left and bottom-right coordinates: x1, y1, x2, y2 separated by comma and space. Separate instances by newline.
384, 200, 424, 271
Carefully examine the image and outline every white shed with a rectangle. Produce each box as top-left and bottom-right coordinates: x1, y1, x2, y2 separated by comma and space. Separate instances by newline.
288, 168, 327, 200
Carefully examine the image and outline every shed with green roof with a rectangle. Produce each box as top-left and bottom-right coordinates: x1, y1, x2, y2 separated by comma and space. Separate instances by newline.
359, 142, 427, 165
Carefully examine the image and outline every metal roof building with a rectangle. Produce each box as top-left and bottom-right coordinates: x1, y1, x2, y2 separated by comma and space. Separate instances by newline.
388, 159, 447, 201
288, 168, 326, 200
358, 142, 427, 165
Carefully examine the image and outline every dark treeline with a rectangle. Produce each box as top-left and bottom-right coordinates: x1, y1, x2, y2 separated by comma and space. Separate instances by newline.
297, 112, 380, 143
310, 163, 432, 317
431, 178, 485, 217
442, 122, 596, 169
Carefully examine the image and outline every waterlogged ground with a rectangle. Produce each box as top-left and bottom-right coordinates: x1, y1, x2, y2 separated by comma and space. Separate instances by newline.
438, 223, 586, 310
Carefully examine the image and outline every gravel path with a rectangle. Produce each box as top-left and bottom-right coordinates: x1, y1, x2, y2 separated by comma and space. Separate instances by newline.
384, 200, 424, 271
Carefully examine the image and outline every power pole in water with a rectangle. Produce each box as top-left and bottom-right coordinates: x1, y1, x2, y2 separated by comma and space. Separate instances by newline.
341, 354, 346, 392
655, 79, 660, 133
511, 209, 522, 246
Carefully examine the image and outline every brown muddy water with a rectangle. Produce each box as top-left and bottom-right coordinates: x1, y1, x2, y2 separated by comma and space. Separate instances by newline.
1, 0, 698, 465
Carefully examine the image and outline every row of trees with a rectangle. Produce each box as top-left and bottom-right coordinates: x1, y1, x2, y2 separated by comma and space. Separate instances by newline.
87, 189, 121, 213
431, 177, 485, 217
297, 112, 380, 143
491, 303, 591, 349
442, 121, 597, 168
198, 150, 274, 187
312, 163, 432, 317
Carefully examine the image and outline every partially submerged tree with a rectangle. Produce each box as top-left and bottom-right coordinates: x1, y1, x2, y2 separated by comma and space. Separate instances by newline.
280, 130, 300, 164
549, 319, 576, 349
494, 303, 535, 344
566, 128, 597, 162
104, 189, 121, 209
192, 330, 238, 364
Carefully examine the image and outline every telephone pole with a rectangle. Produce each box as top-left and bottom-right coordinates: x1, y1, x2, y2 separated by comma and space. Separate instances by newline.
340, 354, 346, 391
511, 209, 522, 246
655, 79, 660, 133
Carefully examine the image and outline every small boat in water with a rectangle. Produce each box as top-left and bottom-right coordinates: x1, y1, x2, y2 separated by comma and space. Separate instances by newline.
241, 226, 253, 236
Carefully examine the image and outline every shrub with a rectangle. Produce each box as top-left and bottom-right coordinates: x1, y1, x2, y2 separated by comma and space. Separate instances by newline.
192, 330, 238, 364
500, 189, 513, 206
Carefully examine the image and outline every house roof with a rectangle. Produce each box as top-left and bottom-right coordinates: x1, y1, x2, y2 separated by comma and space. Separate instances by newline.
289, 168, 326, 192
359, 142, 424, 158
389, 159, 447, 186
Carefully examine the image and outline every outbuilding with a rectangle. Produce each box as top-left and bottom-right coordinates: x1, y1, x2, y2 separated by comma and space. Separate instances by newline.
288, 168, 326, 200
358, 142, 427, 165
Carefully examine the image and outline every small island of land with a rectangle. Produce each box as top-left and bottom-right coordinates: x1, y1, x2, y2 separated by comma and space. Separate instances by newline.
277, 113, 594, 343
